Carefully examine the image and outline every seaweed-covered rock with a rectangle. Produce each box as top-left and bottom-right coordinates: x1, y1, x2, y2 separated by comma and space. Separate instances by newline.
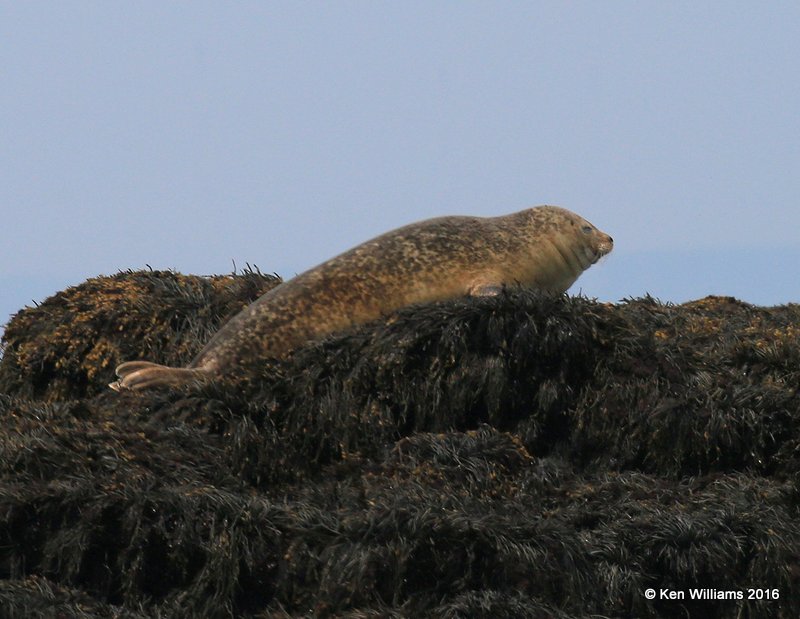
0, 269, 280, 401
1, 273, 799, 618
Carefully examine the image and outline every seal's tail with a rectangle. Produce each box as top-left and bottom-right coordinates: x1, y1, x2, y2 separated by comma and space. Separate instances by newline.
109, 361, 209, 391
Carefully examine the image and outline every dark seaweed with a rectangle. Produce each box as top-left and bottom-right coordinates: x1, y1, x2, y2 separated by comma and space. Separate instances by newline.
1, 272, 798, 618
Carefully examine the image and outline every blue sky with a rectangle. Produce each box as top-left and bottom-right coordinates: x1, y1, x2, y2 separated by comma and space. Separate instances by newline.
2, 3, 799, 333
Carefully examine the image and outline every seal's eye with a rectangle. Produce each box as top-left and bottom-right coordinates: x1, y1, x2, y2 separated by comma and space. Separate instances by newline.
581, 225, 593, 234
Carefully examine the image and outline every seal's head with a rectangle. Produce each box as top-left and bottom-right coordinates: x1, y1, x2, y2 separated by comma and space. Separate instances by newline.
537, 205, 613, 266
510, 205, 613, 292
566, 207, 613, 266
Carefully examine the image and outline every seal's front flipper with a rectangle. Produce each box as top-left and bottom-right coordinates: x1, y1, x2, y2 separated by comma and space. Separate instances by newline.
110, 360, 208, 391
468, 282, 505, 297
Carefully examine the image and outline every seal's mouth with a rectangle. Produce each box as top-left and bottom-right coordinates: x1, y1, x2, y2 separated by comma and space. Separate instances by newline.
586, 238, 613, 265
596, 237, 614, 259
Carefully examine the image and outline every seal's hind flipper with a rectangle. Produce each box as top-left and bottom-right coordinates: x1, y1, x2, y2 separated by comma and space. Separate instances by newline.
109, 361, 207, 391
114, 360, 163, 375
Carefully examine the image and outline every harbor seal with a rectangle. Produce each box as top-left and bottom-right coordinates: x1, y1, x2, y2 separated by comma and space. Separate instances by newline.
111, 205, 613, 390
